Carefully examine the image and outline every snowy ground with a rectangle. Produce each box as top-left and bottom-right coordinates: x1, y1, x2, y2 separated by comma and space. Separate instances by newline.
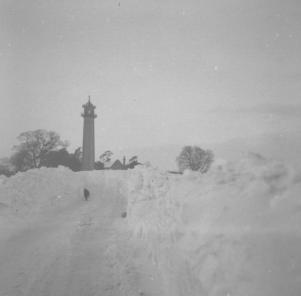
1, 155, 301, 296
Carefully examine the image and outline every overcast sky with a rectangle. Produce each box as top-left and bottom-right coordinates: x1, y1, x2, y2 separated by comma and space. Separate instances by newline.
1, 0, 301, 157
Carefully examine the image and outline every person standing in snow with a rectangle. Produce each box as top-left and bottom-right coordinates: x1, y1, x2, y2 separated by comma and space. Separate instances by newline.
83, 188, 90, 201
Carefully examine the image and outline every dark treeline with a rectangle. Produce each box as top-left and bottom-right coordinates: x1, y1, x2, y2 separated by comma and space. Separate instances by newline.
0, 130, 214, 177
0, 129, 141, 177
0, 130, 82, 176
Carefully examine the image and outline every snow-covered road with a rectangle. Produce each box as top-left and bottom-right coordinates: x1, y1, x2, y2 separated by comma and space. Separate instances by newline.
0, 175, 156, 296
0, 169, 166, 296
1, 158, 301, 296
0, 187, 118, 296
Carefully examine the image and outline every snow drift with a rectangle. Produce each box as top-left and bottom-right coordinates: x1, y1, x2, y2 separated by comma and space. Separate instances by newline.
1, 154, 301, 295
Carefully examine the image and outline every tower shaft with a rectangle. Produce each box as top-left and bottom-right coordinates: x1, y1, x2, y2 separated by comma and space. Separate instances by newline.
81, 98, 97, 171
82, 117, 95, 170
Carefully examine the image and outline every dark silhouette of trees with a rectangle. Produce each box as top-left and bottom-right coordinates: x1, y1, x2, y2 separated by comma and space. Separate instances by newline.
4, 129, 144, 175
94, 161, 104, 170
0, 158, 14, 176
41, 148, 82, 171
126, 155, 140, 169
96, 150, 113, 169
177, 146, 214, 173
99, 150, 113, 163
11, 130, 68, 172
10, 149, 32, 172
70, 147, 82, 171
95, 153, 140, 170
41, 148, 69, 167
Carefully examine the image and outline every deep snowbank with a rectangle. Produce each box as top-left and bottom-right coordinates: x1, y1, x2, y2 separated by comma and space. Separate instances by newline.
0, 155, 301, 295
126, 155, 301, 295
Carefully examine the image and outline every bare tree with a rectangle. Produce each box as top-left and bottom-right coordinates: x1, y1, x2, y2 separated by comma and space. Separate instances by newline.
176, 146, 214, 173
11, 130, 67, 171
99, 150, 113, 164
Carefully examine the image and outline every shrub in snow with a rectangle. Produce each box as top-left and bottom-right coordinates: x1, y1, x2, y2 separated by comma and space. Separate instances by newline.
176, 146, 214, 173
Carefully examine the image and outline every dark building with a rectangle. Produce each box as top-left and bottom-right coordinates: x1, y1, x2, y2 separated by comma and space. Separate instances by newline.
111, 159, 124, 170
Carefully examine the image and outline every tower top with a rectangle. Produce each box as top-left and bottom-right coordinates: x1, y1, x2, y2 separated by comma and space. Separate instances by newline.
82, 96, 97, 118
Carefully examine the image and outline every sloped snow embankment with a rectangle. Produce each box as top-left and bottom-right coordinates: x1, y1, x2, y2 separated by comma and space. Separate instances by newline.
0, 155, 301, 296
125, 155, 301, 296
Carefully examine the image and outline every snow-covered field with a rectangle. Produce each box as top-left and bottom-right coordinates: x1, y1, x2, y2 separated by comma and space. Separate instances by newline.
1, 154, 301, 296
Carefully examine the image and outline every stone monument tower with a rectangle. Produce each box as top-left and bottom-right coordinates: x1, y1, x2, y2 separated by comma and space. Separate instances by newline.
81, 97, 97, 170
